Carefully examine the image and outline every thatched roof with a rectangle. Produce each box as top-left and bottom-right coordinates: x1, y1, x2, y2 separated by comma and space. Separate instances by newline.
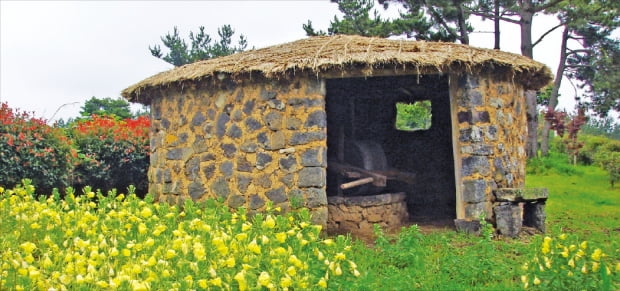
123, 35, 552, 103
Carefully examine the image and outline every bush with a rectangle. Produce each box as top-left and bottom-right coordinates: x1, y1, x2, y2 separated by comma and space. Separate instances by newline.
577, 135, 617, 165
594, 151, 620, 188
71, 115, 150, 195
521, 234, 620, 290
0, 103, 74, 193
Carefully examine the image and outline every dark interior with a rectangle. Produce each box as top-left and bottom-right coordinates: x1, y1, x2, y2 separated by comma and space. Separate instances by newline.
325, 75, 456, 219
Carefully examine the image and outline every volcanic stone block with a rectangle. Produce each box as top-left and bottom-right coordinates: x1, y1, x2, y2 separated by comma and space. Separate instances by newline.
266, 187, 287, 204
279, 155, 297, 173
236, 174, 252, 193
221, 143, 237, 158
211, 177, 230, 199
289, 132, 326, 146
462, 156, 491, 176
305, 188, 327, 208
263, 111, 283, 130
464, 202, 485, 218
184, 157, 200, 180
220, 161, 234, 178
167, 148, 193, 161
240, 141, 257, 153
243, 99, 255, 115
256, 152, 273, 170
260, 88, 277, 101
454, 219, 481, 235
305, 111, 327, 128
301, 148, 323, 167
202, 164, 215, 179
237, 157, 253, 173
245, 117, 262, 132
216, 113, 230, 138
493, 188, 548, 202
494, 203, 522, 238
226, 124, 242, 139
523, 201, 546, 232
298, 167, 326, 188
229, 195, 246, 208
462, 180, 487, 203
191, 112, 206, 126
188, 181, 205, 200
249, 195, 265, 210
286, 117, 303, 130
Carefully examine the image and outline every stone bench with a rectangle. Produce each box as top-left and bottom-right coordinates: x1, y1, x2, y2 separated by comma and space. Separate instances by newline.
493, 188, 548, 237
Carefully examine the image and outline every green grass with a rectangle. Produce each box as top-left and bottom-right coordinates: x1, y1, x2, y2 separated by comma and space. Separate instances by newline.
345, 152, 620, 290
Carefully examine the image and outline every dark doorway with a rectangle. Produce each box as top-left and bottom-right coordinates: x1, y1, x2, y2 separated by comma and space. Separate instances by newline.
325, 74, 456, 220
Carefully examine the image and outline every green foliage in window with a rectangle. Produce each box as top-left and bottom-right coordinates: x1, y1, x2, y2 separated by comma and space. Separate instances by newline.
395, 100, 432, 131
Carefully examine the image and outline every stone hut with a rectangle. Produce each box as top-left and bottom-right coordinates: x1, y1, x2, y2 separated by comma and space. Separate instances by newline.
122, 35, 552, 237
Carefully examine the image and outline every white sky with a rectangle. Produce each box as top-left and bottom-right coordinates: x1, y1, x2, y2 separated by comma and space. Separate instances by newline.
1, 0, 580, 122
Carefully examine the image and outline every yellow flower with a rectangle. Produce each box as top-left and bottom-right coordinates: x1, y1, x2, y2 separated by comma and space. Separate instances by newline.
615, 262, 620, 272
122, 249, 131, 257
165, 249, 176, 259
198, 279, 208, 289
280, 276, 292, 288
138, 223, 147, 234
224, 257, 236, 268
591, 248, 603, 261
560, 247, 569, 258
592, 262, 600, 272
335, 252, 346, 261
131, 280, 149, 291
580, 241, 588, 250
533, 277, 541, 285
322, 239, 334, 246
20, 242, 37, 254
140, 207, 152, 218
289, 255, 303, 268
568, 258, 575, 268
109, 247, 119, 257
234, 270, 248, 291
236, 233, 248, 241
210, 277, 222, 287
193, 243, 206, 261
276, 232, 287, 243
353, 268, 361, 277
146, 256, 157, 267
335, 264, 343, 276
241, 222, 252, 232
258, 271, 271, 287
581, 264, 588, 274
248, 239, 261, 254
263, 215, 276, 228
317, 277, 328, 288
559, 233, 567, 240
286, 266, 296, 276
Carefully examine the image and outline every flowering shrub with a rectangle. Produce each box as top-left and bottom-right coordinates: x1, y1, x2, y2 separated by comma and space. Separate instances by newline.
0, 180, 360, 290
521, 234, 620, 290
0, 103, 73, 193
71, 115, 150, 195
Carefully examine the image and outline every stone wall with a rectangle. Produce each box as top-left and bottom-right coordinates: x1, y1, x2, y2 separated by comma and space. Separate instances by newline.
327, 193, 408, 236
454, 74, 527, 220
148, 76, 329, 224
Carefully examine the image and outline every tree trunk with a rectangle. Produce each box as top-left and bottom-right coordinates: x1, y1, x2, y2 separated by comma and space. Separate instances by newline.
454, 0, 470, 44
520, 2, 538, 158
541, 26, 569, 156
494, 0, 500, 50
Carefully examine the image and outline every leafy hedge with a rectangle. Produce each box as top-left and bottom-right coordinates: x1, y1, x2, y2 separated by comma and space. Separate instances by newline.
0, 103, 150, 195
0, 103, 74, 193
71, 115, 150, 195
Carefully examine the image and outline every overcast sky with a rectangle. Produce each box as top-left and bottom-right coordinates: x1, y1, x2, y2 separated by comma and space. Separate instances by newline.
1, 1, 574, 122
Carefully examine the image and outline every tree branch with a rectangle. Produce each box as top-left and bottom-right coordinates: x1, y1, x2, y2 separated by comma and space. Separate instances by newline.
532, 23, 565, 48
533, 0, 566, 13
468, 10, 521, 24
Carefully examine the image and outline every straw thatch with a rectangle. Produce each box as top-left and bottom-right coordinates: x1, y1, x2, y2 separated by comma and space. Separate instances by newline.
123, 35, 552, 103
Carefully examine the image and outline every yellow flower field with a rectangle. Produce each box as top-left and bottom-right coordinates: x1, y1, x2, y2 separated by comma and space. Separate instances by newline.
0, 180, 359, 290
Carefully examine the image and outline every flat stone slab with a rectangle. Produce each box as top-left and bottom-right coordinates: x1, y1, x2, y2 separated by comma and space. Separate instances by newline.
494, 188, 548, 202
327, 192, 406, 207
